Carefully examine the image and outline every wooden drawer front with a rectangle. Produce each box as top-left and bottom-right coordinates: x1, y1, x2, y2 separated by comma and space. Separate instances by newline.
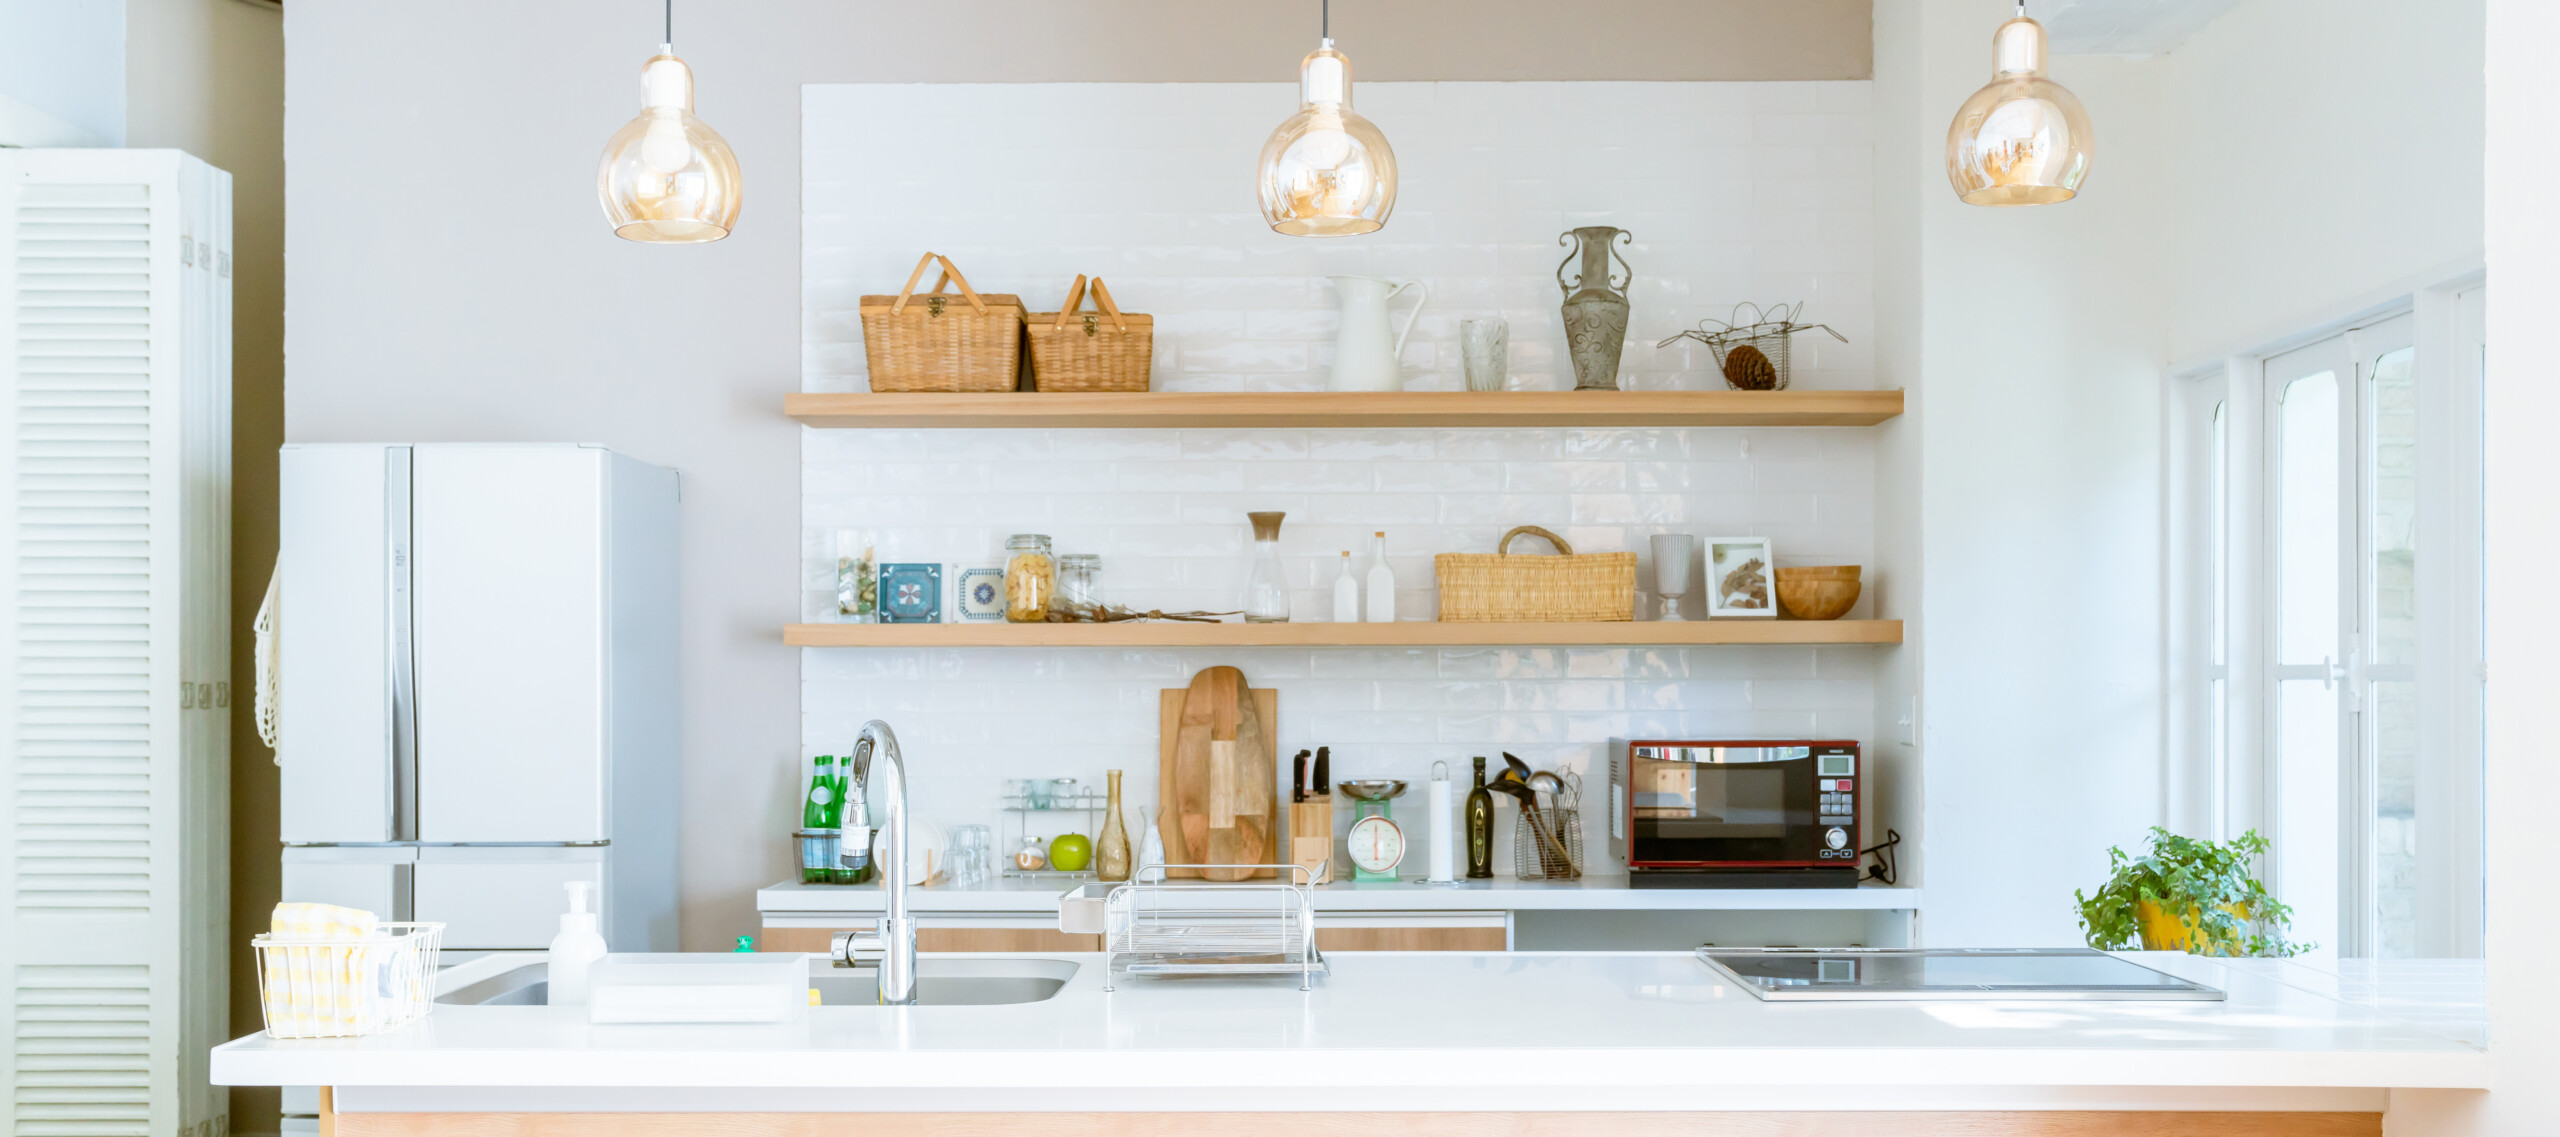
761, 922, 1099, 954
1315, 926, 1507, 952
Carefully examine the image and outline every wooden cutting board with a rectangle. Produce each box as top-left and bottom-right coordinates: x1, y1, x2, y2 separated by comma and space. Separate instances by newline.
1157, 669, 1276, 881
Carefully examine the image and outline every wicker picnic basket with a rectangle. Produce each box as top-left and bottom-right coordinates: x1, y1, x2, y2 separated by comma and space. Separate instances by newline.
1025, 274, 1153, 392
860, 252, 1025, 392
1434, 526, 1637, 623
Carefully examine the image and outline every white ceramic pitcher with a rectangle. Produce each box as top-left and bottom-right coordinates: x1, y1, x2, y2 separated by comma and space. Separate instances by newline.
1327, 275, 1429, 392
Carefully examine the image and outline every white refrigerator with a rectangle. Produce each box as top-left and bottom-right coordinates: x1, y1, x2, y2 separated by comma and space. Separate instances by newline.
276, 443, 679, 951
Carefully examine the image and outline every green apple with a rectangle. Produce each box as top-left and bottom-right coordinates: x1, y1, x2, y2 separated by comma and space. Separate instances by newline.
1048, 833, 1094, 872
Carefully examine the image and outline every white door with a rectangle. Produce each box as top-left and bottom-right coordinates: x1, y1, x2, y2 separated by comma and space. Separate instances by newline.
275, 444, 398, 843
413, 447, 607, 842
2265, 315, 2417, 959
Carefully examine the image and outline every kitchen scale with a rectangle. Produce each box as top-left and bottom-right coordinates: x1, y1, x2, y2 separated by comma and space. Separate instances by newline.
1335, 779, 1407, 882
1695, 948, 2226, 1002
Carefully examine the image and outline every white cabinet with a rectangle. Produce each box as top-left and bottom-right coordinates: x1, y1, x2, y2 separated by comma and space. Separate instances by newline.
0, 150, 232, 1137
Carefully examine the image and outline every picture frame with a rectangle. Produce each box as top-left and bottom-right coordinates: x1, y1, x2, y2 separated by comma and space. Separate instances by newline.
877, 562, 944, 624
951, 565, 1006, 622
1702, 537, 1777, 618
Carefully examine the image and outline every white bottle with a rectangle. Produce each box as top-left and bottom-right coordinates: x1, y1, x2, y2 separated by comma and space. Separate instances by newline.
547, 880, 608, 1007
1364, 531, 1396, 624
1332, 551, 1361, 622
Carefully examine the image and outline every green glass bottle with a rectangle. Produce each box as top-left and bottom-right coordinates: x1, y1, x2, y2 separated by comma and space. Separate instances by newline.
1465, 756, 1495, 879
803, 754, 838, 829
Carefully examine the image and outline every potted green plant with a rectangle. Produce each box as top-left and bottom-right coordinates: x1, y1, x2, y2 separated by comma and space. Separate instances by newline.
2076, 828, 2311, 958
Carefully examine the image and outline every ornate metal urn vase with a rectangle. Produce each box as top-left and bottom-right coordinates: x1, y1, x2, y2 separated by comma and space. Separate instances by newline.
1556, 226, 1632, 391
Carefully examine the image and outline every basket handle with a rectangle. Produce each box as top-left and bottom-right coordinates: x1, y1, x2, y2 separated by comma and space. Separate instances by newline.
1089, 277, 1129, 334
1497, 525, 1574, 556
1052, 274, 1089, 332
890, 252, 991, 316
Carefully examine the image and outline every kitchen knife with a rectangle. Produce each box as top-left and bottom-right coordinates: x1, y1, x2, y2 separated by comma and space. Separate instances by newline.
1293, 749, 1311, 803
1313, 746, 1331, 795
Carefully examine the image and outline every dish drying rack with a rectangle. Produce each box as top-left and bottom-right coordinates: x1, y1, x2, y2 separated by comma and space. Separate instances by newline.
1059, 864, 1327, 991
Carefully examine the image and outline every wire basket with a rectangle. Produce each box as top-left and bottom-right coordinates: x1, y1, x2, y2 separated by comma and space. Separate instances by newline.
253, 922, 443, 1039
1654, 301, 1848, 392
1099, 863, 1326, 991
1513, 806, 1585, 880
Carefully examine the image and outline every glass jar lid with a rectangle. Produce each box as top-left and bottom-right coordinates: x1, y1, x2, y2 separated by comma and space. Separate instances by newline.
1059, 553, 1101, 569
1006, 533, 1052, 551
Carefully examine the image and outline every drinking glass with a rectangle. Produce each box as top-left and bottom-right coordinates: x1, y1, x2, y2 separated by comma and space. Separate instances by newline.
946, 824, 993, 887
1650, 533, 1696, 621
1460, 318, 1509, 392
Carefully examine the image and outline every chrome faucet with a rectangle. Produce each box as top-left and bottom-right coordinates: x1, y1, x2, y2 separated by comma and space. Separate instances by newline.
830, 720, 916, 1005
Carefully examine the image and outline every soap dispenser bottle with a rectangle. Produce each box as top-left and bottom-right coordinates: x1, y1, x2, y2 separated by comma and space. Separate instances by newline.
548, 880, 608, 1006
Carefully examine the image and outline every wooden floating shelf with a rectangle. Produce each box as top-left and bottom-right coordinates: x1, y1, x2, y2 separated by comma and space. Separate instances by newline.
784, 389, 1904, 430
784, 620, 1902, 648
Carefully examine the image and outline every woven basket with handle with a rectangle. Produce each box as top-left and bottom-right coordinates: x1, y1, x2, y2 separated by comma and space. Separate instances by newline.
1025, 274, 1153, 392
1434, 526, 1637, 623
860, 252, 1025, 392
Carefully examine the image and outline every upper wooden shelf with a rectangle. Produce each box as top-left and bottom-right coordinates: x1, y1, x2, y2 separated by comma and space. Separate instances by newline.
784, 619, 1902, 649
784, 389, 1904, 430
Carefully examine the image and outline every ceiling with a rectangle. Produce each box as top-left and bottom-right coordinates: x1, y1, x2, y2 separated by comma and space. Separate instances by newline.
2038, 0, 2246, 56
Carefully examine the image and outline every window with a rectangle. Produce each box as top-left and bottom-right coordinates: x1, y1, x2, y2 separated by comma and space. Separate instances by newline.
2167, 287, 2485, 959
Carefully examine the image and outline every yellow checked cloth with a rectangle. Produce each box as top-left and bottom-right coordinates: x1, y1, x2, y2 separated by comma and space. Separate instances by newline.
259, 902, 383, 1038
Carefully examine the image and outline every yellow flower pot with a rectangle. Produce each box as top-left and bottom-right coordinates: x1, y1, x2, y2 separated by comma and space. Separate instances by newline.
2134, 898, 2251, 953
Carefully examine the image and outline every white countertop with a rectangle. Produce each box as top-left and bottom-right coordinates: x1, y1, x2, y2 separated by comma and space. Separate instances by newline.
212, 950, 2484, 1114
756, 876, 1924, 914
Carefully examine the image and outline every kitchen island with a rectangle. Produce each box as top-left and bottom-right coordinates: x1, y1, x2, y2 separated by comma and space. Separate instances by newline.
213, 950, 2481, 1135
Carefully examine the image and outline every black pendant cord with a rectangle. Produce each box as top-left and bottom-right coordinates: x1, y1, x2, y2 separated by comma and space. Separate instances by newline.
665, 0, 673, 46
1321, 0, 1329, 40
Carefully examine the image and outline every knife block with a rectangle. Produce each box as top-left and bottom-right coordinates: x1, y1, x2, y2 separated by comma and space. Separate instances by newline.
1288, 800, 1334, 884
1156, 686, 1278, 879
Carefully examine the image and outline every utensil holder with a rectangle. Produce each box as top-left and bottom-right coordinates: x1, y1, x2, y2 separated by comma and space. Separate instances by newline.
253, 922, 444, 1039
1513, 806, 1584, 880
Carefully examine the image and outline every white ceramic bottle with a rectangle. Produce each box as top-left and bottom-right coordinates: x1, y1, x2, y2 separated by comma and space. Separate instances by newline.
1364, 531, 1396, 623
1332, 551, 1361, 622
547, 880, 608, 1006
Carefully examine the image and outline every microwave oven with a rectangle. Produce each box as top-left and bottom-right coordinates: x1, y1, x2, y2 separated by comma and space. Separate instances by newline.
1606, 738, 1861, 888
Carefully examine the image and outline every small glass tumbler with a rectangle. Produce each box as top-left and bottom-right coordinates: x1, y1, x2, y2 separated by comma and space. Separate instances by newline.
946, 824, 993, 887
1460, 318, 1510, 392
832, 529, 877, 622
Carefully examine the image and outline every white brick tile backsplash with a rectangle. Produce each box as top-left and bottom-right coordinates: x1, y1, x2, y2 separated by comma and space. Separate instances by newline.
800, 81, 1881, 836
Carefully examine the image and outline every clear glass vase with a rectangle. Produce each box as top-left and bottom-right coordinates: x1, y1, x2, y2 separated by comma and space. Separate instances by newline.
1245, 511, 1290, 623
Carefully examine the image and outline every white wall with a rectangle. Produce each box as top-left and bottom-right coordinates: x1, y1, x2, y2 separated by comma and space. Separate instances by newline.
1871, 0, 2170, 948
0, 0, 123, 144
2164, 0, 2486, 363
801, 80, 1881, 881
2474, 3, 2559, 1133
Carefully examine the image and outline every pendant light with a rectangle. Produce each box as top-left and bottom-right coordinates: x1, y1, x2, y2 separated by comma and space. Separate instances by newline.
1256, 0, 1397, 237
1945, 3, 2093, 206
598, 0, 742, 243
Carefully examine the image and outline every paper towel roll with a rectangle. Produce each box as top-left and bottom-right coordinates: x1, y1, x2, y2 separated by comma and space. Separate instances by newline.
1426, 771, 1456, 882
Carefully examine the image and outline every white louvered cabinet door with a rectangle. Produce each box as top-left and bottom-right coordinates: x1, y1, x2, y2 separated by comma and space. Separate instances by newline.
0, 151, 230, 1137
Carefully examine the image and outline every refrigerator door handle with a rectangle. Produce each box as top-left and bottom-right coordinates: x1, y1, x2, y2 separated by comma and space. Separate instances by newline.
388, 447, 419, 843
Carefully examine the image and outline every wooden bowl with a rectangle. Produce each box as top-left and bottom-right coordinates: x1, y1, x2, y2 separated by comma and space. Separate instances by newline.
1775, 564, 1862, 582
1775, 577, 1861, 620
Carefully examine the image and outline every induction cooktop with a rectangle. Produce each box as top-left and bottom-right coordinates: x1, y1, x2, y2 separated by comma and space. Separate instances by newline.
1695, 947, 2226, 1002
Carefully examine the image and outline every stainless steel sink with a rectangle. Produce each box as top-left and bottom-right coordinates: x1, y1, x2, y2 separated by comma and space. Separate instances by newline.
437, 957, 1076, 1007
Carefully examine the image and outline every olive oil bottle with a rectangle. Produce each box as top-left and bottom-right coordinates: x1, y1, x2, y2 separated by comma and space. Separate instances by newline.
1464, 756, 1495, 879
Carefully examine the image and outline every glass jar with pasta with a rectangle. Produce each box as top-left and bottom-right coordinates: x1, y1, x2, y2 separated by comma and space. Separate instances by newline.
1003, 534, 1056, 622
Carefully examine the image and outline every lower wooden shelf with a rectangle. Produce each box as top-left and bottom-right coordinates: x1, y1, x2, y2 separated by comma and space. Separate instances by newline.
783, 619, 1901, 648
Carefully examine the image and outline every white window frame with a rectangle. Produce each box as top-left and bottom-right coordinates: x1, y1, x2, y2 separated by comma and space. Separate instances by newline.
2164, 277, 2486, 958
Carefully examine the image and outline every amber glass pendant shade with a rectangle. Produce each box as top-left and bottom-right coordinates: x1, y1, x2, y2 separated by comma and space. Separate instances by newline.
1257, 41, 1397, 237
1945, 13, 2093, 207
598, 50, 743, 243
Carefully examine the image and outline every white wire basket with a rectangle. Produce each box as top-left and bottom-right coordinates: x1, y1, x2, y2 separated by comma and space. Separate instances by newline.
253, 922, 444, 1039
1097, 864, 1326, 992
